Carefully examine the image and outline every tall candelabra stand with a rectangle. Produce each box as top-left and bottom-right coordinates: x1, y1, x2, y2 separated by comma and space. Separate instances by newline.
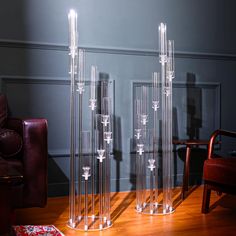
134, 23, 175, 215
68, 9, 113, 231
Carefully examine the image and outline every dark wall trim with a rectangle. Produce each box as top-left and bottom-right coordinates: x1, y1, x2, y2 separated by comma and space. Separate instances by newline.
1, 39, 236, 61
1, 76, 70, 86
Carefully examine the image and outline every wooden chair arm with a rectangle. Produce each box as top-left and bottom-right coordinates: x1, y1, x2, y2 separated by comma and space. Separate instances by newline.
208, 129, 236, 159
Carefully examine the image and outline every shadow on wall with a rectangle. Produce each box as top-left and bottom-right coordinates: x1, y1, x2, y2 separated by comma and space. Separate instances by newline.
113, 115, 123, 192
177, 72, 206, 186
48, 156, 69, 197
1, 2, 31, 115
97, 72, 123, 193
173, 107, 179, 186
186, 72, 202, 140
129, 141, 136, 191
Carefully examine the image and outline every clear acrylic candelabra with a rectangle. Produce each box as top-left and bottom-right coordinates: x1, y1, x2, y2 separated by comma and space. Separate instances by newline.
134, 23, 175, 215
68, 9, 113, 231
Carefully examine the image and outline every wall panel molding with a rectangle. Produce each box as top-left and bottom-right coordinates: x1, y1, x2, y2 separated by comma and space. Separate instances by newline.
132, 80, 221, 142
0, 75, 115, 159
1, 39, 236, 61
1, 75, 70, 86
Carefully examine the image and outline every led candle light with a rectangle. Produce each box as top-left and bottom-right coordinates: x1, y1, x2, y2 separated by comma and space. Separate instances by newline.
152, 72, 160, 111
68, 9, 77, 54
159, 23, 167, 64
134, 99, 142, 139
167, 40, 175, 80
78, 49, 85, 82
77, 49, 85, 94
137, 144, 144, 155
91, 65, 96, 99
104, 131, 112, 144
134, 129, 141, 139
140, 86, 148, 125
89, 65, 97, 110
97, 149, 105, 162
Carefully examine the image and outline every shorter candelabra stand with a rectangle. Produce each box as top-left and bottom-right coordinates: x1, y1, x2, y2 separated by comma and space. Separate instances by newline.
134, 22, 175, 215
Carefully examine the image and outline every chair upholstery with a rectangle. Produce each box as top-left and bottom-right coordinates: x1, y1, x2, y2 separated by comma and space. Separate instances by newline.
202, 129, 236, 213
0, 94, 48, 233
0, 95, 48, 208
6, 118, 48, 208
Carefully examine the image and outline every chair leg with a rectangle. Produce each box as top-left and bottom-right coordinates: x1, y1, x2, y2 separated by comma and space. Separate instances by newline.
182, 146, 191, 199
202, 184, 211, 213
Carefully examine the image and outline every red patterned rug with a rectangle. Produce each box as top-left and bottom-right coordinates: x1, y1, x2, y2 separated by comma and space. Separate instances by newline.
13, 225, 64, 236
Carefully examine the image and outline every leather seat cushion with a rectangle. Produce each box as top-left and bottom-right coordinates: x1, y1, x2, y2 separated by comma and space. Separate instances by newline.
0, 158, 9, 176
0, 157, 23, 176
0, 129, 23, 158
5, 158, 24, 175
203, 158, 236, 187
0, 157, 24, 208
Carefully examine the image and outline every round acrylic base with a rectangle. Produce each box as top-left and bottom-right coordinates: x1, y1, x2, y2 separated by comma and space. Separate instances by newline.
68, 216, 112, 231
136, 204, 175, 215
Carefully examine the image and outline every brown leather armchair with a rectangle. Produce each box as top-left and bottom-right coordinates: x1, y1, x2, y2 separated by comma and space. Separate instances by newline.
202, 129, 236, 213
0, 94, 48, 233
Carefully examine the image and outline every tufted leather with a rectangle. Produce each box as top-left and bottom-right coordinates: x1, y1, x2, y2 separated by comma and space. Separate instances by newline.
0, 159, 11, 233
0, 128, 23, 158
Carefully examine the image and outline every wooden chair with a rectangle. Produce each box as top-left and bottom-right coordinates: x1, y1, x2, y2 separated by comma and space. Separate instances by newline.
202, 129, 236, 213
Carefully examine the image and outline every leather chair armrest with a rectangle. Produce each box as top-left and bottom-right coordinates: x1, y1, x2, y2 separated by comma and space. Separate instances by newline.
7, 118, 48, 207
22, 119, 48, 207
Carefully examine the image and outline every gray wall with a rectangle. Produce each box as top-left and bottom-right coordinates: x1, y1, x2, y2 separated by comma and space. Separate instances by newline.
1, 0, 236, 196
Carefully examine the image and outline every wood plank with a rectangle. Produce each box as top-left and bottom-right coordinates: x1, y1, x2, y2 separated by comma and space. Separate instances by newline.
15, 186, 236, 236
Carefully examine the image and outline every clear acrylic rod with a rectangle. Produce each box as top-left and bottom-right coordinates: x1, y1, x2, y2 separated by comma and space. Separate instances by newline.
91, 66, 97, 100
82, 167, 90, 231
99, 158, 103, 229
77, 93, 83, 218
136, 152, 142, 212
68, 9, 78, 55
68, 9, 78, 226
91, 111, 95, 218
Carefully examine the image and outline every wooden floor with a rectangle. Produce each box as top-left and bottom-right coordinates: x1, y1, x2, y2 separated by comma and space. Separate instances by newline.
15, 186, 236, 236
